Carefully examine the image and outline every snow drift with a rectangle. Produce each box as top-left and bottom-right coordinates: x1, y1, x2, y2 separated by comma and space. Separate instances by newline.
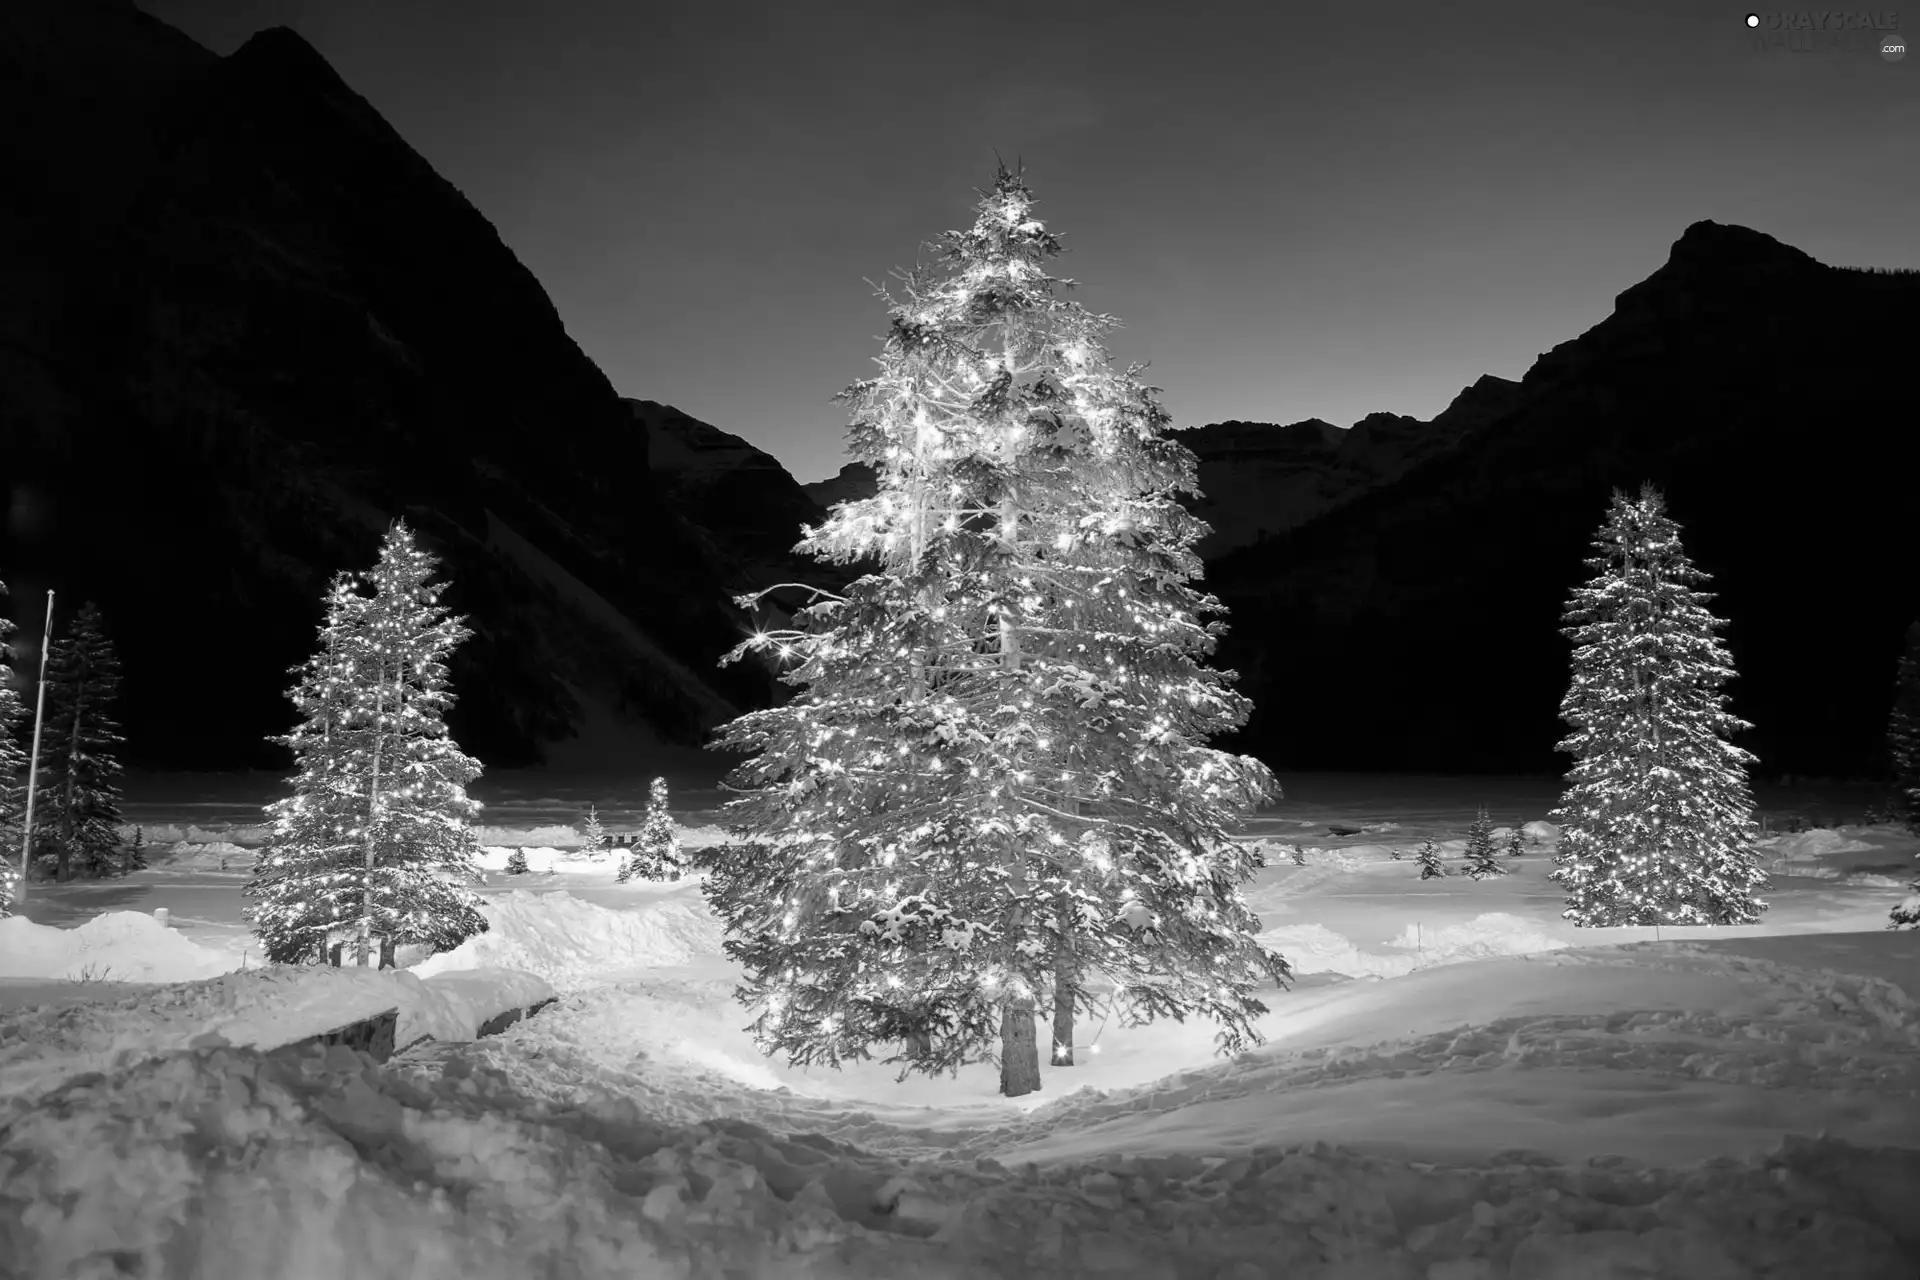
412, 890, 725, 989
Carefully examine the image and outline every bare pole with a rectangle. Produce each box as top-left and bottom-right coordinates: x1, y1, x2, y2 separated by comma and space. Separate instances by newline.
17, 591, 54, 903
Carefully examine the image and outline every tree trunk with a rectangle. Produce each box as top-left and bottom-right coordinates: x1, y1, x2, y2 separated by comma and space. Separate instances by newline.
327, 941, 344, 967
1051, 938, 1076, 1067
999, 1000, 1041, 1097
358, 661, 387, 969
378, 934, 397, 970
57, 695, 82, 883
907, 1026, 932, 1059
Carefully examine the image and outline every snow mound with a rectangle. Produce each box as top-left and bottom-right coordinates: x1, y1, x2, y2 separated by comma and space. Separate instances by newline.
1522, 820, 1560, 843
1382, 912, 1572, 963
0, 963, 554, 1107
1262, 913, 1570, 979
1259, 923, 1414, 978
0, 911, 237, 983
412, 890, 724, 989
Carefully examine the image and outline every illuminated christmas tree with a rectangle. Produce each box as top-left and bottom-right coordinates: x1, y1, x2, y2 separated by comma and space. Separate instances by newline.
246, 524, 489, 966
622, 776, 680, 882
1886, 620, 1920, 835
0, 579, 28, 915
579, 804, 608, 858
705, 166, 1287, 1097
1464, 806, 1504, 880
39, 602, 125, 880
1548, 486, 1768, 927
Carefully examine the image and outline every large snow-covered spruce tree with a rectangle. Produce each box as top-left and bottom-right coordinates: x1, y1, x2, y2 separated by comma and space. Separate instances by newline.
246, 524, 489, 966
0, 579, 25, 915
706, 166, 1288, 1098
39, 602, 126, 881
1548, 486, 1768, 927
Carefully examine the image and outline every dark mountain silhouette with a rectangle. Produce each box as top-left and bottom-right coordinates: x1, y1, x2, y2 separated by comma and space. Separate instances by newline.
0, 1, 821, 769
2, 4, 1911, 781
798, 378, 1527, 557
1208, 221, 1920, 777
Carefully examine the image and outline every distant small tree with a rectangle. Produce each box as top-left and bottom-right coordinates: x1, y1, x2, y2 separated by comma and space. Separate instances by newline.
1504, 824, 1525, 858
505, 848, 530, 876
39, 602, 126, 881
579, 804, 608, 858
1886, 620, 1920, 835
626, 776, 680, 880
1416, 838, 1447, 880
125, 824, 146, 874
1289, 843, 1307, 866
1388, 844, 1405, 861
1465, 807, 1504, 880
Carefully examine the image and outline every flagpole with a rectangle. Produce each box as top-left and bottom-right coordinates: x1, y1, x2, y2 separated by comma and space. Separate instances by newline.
17, 591, 53, 903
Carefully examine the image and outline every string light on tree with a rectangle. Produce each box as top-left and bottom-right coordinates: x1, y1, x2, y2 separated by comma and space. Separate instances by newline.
1548, 485, 1768, 927
702, 165, 1289, 1099
245, 522, 490, 966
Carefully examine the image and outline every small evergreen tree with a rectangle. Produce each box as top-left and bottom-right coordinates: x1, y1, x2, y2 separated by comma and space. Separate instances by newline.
1504, 824, 1525, 858
579, 804, 608, 859
1388, 844, 1405, 861
1289, 843, 1307, 866
504, 848, 530, 876
1465, 806, 1504, 880
1415, 838, 1447, 880
125, 824, 146, 874
38, 602, 125, 881
627, 776, 680, 880
245, 524, 490, 966
1548, 486, 1769, 927
1886, 620, 1920, 835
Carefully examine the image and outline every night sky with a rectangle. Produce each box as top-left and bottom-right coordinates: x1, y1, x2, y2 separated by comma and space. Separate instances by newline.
138, 0, 1915, 484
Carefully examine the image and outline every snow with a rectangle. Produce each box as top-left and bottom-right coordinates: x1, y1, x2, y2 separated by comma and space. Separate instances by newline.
0, 909, 236, 983
413, 888, 724, 986
5, 802, 1917, 1276
0, 961, 555, 1106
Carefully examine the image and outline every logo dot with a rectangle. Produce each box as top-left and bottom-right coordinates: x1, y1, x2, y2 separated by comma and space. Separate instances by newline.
1745, 12, 1760, 26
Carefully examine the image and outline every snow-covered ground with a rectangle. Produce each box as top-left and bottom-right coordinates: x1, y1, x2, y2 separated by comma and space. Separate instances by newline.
3, 781, 1917, 1278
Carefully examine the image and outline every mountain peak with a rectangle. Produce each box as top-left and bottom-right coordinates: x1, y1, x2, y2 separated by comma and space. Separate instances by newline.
1666, 220, 1820, 273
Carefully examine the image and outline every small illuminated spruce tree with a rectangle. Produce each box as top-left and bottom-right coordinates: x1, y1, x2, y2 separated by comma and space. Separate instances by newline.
1464, 806, 1503, 880
1415, 838, 1447, 880
706, 166, 1287, 1098
579, 804, 608, 858
1548, 486, 1768, 926
40, 602, 126, 880
0, 579, 28, 914
246, 523, 489, 966
622, 777, 680, 881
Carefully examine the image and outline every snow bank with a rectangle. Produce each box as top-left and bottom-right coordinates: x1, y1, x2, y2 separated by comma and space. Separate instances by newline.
412, 890, 724, 989
1261, 912, 1570, 979
0, 963, 555, 1105
1522, 819, 1559, 843
0, 911, 237, 983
